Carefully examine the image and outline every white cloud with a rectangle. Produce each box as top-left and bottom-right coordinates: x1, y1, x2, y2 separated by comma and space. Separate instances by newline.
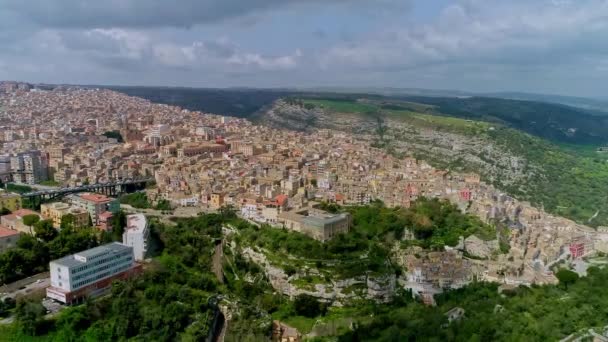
320, 0, 608, 71
227, 49, 302, 70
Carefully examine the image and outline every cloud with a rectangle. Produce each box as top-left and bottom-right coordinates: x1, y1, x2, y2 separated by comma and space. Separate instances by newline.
320, 0, 608, 71
1, 0, 608, 96
0, 0, 411, 29
151, 40, 302, 71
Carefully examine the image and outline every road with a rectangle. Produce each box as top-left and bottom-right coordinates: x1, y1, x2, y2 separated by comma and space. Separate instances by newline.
29, 184, 60, 191
0, 272, 50, 300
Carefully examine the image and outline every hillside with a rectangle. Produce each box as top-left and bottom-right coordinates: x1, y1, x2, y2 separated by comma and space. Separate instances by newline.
256, 97, 608, 227
102, 86, 608, 146
6, 212, 608, 342
393, 95, 608, 145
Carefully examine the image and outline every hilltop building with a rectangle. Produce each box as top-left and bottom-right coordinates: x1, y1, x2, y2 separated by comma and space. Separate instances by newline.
278, 208, 351, 241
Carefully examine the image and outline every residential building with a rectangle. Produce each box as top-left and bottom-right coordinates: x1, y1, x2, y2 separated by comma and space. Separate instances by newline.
122, 214, 149, 261
41, 202, 89, 229
68, 193, 119, 225
0, 155, 11, 182
46, 242, 140, 304
0, 191, 22, 212
97, 211, 113, 231
0, 208, 42, 234
210, 193, 224, 209
0, 225, 21, 252
272, 320, 301, 342
10, 150, 49, 184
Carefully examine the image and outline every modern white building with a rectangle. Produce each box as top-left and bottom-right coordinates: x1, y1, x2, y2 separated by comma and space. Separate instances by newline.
122, 214, 149, 261
46, 242, 139, 304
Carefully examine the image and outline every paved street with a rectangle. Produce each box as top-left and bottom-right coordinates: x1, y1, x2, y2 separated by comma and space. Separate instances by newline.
0, 272, 50, 300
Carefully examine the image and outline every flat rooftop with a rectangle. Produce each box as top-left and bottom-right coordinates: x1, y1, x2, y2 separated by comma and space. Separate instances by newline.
302, 213, 350, 228
51, 242, 132, 268
126, 214, 147, 233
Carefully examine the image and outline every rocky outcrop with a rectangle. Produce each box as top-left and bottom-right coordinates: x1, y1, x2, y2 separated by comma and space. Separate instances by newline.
464, 235, 499, 258
242, 247, 396, 305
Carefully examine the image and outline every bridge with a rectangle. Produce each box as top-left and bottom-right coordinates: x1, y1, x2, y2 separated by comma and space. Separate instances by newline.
21, 177, 154, 206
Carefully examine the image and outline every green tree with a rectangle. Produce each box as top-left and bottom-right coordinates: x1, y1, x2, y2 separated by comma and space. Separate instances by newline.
102, 130, 124, 143
293, 294, 326, 318
34, 219, 57, 242
556, 269, 579, 290
119, 192, 151, 209
22, 214, 40, 235
60, 213, 76, 230
219, 205, 237, 220
154, 199, 172, 211
15, 300, 47, 336
111, 211, 127, 241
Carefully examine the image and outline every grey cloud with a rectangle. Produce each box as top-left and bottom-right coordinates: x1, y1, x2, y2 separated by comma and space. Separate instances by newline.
1, 0, 411, 29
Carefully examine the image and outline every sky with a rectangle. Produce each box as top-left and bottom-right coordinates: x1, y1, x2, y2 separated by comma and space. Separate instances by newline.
1, 0, 608, 97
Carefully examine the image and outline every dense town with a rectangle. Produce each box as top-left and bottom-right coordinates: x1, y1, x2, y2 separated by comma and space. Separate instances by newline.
0, 82, 606, 316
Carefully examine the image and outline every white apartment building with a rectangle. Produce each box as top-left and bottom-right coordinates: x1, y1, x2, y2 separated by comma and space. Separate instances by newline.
122, 214, 149, 261
47, 242, 137, 304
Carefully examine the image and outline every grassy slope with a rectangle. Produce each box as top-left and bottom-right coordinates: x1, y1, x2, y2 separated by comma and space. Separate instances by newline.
301, 98, 608, 227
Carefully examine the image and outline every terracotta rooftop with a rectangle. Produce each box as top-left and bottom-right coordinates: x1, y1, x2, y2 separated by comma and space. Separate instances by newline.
12, 209, 41, 219
79, 193, 114, 204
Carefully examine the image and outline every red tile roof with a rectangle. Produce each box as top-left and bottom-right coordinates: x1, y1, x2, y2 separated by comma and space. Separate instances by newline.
275, 194, 288, 206
80, 193, 113, 204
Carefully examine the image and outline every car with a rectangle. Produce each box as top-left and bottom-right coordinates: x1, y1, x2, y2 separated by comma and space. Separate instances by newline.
35, 279, 44, 284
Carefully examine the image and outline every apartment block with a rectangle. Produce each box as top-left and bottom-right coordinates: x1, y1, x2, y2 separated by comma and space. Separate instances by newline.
0, 191, 22, 212
41, 202, 90, 229
122, 214, 149, 261
67, 193, 119, 225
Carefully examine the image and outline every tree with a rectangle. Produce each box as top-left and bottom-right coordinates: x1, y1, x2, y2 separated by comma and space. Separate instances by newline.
102, 130, 124, 143
556, 269, 579, 290
15, 300, 47, 336
154, 199, 172, 211
111, 211, 127, 241
219, 205, 237, 220
119, 192, 151, 209
0, 207, 11, 216
60, 213, 76, 230
34, 220, 58, 242
293, 294, 326, 318
22, 214, 40, 235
